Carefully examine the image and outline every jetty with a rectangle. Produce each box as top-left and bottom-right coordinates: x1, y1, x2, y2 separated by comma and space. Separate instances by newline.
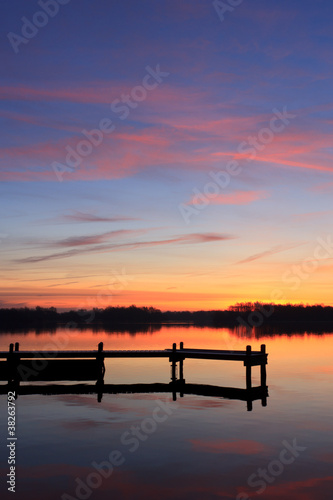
0, 342, 268, 411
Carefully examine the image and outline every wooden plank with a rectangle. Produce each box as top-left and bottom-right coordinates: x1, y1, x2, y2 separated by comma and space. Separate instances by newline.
179, 348, 262, 354
0, 350, 170, 359
0, 345, 268, 363
0, 350, 266, 360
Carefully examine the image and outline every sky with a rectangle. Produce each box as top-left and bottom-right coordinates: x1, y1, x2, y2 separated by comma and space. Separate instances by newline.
1, 0, 333, 311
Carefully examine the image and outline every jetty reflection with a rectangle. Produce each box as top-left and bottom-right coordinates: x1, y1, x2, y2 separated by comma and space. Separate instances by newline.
0, 381, 268, 411
0, 342, 269, 411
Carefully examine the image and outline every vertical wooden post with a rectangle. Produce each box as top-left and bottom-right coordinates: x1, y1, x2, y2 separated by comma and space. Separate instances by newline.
96, 342, 105, 398
171, 343, 177, 382
97, 385, 103, 403
260, 344, 267, 387
14, 342, 20, 383
170, 343, 177, 398
179, 359, 184, 382
246, 345, 253, 411
179, 342, 185, 396
179, 358, 184, 397
260, 363, 266, 386
260, 344, 267, 406
8, 344, 14, 383
246, 345, 252, 391
245, 346, 252, 410
247, 399, 253, 412
171, 360, 177, 382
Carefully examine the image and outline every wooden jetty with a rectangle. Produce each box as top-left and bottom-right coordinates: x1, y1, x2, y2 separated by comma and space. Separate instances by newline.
0, 342, 268, 411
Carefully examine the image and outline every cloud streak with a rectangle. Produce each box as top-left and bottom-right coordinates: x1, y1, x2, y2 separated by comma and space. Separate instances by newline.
53, 230, 142, 248
236, 244, 301, 265
14, 233, 236, 264
43, 211, 140, 225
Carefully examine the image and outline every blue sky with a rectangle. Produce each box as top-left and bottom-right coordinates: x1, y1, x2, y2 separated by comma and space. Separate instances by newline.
1, 0, 333, 310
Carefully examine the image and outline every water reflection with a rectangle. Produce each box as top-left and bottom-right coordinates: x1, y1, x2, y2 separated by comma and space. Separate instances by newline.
0, 323, 164, 335
0, 381, 269, 412
0, 327, 332, 500
1, 322, 333, 336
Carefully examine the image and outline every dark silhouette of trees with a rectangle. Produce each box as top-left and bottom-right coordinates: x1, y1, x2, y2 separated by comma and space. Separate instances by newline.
0, 303, 333, 334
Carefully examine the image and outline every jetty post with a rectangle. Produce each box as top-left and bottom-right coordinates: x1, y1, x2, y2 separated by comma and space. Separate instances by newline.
245, 345, 252, 390
14, 343, 20, 385
7, 343, 14, 383
169, 342, 186, 399
171, 343, 177, 383
179, 342, 185, 397
7, 343, 20, 385
245, 345, 253, 411
260, 344, 267, 407
96, 342, 105, 402
179, 342, 184, 382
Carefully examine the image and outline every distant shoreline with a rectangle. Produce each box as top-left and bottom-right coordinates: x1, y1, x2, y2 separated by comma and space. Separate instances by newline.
1, 304, 333, 334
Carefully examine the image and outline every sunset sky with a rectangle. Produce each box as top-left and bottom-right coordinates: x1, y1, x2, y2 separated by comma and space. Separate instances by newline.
1, 0, 333, 310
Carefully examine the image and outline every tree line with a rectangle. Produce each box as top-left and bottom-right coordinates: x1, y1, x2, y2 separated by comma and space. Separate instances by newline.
0, 303, 333, 332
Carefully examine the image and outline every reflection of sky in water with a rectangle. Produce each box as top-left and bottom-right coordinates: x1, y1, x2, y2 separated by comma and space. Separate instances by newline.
0, 328, 332, 499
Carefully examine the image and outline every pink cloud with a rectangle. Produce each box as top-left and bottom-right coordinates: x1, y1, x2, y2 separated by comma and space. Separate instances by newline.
252, 155, 333, 173
0, 125, 195, 181
189, 190, 267, 205
1, 90, 333, 182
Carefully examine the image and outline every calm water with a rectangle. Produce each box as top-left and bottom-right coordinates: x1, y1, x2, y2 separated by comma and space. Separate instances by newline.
0, 326, 332, 500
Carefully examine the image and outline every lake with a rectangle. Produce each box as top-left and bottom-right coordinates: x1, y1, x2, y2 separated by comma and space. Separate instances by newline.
0, 326, 332, 500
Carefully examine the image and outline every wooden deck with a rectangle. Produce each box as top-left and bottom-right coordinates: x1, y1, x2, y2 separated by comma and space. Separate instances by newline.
0, 342, 267, 365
